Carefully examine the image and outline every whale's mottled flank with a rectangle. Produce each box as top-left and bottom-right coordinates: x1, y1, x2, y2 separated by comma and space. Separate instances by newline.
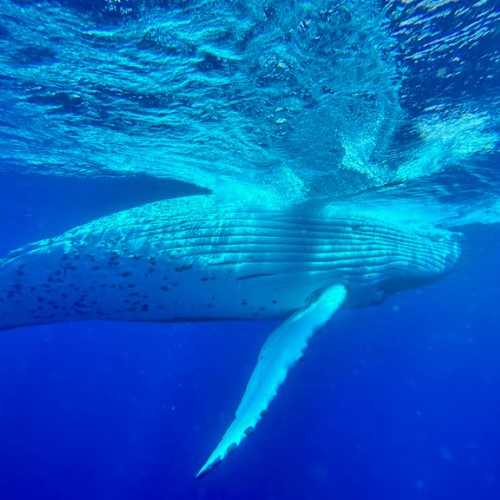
0, 195, 461, 476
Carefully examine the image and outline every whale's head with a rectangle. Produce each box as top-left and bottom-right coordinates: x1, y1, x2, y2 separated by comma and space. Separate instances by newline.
311, 216, 462, 307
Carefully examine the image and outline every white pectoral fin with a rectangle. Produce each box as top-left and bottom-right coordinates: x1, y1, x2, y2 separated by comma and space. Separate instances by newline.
196, 284, 347, 478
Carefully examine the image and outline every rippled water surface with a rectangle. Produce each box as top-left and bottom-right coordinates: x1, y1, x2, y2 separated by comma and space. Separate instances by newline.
0, 0, 498, 223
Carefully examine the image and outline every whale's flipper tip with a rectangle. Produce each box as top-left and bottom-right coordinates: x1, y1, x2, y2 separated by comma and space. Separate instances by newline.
196, 458, 219, 479
196, 284, 347, 477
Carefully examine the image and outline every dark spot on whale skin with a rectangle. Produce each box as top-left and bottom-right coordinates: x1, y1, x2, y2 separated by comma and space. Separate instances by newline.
208, 303, 212, 309
201, 277, 209, 282
7, 291, 15, 298
129, 292, 140, 297
109, 254, 120, 266
241, 300, 247, 306
16, 270, 25, 276
100, 284, 107, 288
272, 300, 277, 304
13, 284, 22, 291
161, 286, 169, 292
140, 304, 149, 312
86, 254, 95, 262
121, 271, 132, 278
93, 266, 100, 271
55, 270, 62, 276
128, 284, 136, 288
148, 268, 154, 273
175, 264, 192, 272
128, 307, 137, 312
172, 282, 179, 286
162, 276, 169, 281
260, 306, 266, 311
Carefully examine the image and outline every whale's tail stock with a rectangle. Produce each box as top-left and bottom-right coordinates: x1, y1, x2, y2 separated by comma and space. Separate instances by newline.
0, 234, 80, 332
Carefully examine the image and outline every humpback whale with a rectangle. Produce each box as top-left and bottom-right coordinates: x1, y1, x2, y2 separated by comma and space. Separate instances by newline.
0, 195, 461, 476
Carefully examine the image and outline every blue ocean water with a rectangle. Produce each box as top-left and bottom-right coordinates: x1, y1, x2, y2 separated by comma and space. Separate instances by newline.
0, 1, 499, 499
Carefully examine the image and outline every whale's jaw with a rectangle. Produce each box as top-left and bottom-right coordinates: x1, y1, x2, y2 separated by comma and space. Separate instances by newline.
0, 195, 461, 475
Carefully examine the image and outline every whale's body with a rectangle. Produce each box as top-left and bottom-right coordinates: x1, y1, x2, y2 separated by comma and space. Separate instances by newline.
0, 195, 461, 475
0, 196, 460, 329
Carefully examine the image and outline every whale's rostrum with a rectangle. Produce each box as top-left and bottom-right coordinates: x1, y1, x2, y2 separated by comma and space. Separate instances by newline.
0, 195, 461, 476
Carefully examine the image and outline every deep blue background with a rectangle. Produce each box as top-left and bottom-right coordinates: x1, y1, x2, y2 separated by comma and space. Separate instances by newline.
0, 177, 499, 499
